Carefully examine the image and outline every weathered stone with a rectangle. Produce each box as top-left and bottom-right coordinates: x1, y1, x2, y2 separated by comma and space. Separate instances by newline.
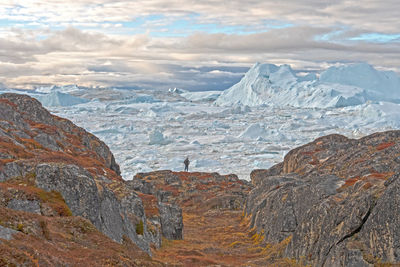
7, 199, 41, 214
33, 133, 60, 151
126, 177, 155, 195
156, 190, 172, 203
34, 163, 151, 253
0, 161, 24, 182
158, 202, 183, 240
359, 174, 400, 262
0, 225, 18, 241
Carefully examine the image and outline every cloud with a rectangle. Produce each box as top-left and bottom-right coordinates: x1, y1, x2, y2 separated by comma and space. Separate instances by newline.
0, 1, 399, 90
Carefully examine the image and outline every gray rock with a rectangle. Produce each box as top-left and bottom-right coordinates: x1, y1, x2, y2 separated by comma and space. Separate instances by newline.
35, 163, 151, 253
324, 245, 373, 267
33, 133, 60, 151
7, 199, 41, 214
158, 202, 183, 240
0, 225, 18, 241
0, 161, 23, 182
0, 161, 34, 182
164, 173, 181, 186
156, 190, 172, 203
126, 178, 155, 195
360, 174, 400, 262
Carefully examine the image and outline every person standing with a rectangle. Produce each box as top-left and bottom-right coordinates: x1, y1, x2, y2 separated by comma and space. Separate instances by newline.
184, 157, 190, 172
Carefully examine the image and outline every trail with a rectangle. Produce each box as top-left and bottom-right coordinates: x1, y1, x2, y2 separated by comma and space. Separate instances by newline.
136, 171, 303, 267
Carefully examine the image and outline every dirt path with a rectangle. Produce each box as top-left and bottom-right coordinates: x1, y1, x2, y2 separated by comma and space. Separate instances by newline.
153, 209, 298, 266
134, 171, 302, 267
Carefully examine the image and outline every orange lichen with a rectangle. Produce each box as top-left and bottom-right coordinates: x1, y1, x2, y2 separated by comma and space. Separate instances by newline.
0, 98, 18, 108
137, 193, 159, 217
19, 138, 44, 150
376, 142, 395, 151
301, 151, 314, 156
0, 139, 33, 159
28, 122, 59, 135
309, 156, 319, 165
362, 182, 373, 190
341, 177, 360, 189
366, 172, 395, 180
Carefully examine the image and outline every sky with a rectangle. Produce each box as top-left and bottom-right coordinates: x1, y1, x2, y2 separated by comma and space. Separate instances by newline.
0, 0, 399, 91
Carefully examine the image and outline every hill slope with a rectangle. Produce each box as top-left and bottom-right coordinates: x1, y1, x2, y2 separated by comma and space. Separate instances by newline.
0, 93, 173, 265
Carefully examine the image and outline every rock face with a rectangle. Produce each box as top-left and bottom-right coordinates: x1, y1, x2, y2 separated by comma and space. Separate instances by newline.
246, 131, 400, 266
158, 202, 183, 240
0, 93, 160, 255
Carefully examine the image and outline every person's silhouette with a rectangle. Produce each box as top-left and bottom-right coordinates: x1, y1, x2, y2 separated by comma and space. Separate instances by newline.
184, 157, 190, 171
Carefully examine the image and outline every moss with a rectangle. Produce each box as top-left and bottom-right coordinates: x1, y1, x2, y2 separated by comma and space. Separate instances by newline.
136, 220, 144, 235
7, 172, 36, 186
251, 230, 265, 245
37, 190, 72, 217
146, 223, 158, 236
17, 223, 24, 232
228, 241, 244, 248
79, 220, 96, 233
0, 258, 17, 267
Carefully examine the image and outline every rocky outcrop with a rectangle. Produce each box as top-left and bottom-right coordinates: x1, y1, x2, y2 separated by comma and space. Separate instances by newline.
7, 199, 41, 214
0, 93, 120, 176
34, 163, 152, 251
0, 93, 159, 255
246, 131, 400, 266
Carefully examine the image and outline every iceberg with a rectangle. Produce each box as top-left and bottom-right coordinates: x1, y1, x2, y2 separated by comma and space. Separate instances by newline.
148, 129, 172, 145
320, 63, 400, 100
35, 84, 80, 94
215, 62, 400, 108
181, 91, 222, 102
36, 91, 89, 107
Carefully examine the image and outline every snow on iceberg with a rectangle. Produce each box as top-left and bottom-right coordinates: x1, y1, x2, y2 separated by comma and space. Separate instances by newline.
238, 123, 287, 141
347, 101, 400, 129
148, 129, 172, 145
36, 91, 89, 107
239, 123, 267, 139
35, 84, 80, 94
181, 91, 222, 102
320, 63, 400, 100
215, 62, 400, 108
168, 87, 188, 94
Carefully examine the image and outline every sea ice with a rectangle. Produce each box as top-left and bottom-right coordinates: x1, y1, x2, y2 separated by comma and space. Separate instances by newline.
11, 62, 400, 181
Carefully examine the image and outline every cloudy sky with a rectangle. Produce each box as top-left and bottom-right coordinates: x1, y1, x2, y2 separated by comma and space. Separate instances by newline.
1, 0, 399, 91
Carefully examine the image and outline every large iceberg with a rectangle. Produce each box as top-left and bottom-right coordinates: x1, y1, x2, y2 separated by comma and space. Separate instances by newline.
215, 62, 400, 108
36, 91, 89, 107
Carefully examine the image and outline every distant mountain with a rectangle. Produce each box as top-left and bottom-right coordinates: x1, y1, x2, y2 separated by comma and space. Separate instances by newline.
215, 62, 400, 108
